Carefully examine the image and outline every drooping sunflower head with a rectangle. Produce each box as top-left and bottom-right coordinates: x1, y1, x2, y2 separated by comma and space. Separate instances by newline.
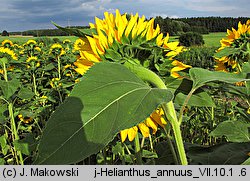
1, 39, 14, 48
0, 47, 18, 60
219, 20, 250, 50
24, 39, 37, 47
215, 20, 250, 73
74, 9, 191, 78
63, 39, 71, 44
49, 43, 65, 57
18, 114, 33, 124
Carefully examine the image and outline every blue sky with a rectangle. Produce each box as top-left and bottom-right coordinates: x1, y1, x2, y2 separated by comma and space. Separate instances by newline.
1, 0, 250, 32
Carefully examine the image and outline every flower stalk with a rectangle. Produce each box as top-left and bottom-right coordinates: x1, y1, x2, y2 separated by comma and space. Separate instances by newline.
125, 62, 188, 165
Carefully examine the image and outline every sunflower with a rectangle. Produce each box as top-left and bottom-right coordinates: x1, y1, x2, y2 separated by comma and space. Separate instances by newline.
63, 39, 71, 44
74, 10, 190, 77
0, 47, 17, 60
18, 114, 33, 124
73, 38, 88, 53
24, 39, 37, 46
74, 10, 191, 142
26, 56, 40, 68
218, 20, 250, 51
50, 77, 62, 88
1, 39, 13, 48
120, 108, 166, 142
215, 20, 250, 72
49, 43, 65, 57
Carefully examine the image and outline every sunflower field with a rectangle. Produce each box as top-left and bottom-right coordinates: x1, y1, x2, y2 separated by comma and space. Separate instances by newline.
0, 10, 250, 165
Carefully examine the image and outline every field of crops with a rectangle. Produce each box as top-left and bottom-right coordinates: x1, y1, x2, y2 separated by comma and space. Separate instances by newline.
0, 10, 249, 165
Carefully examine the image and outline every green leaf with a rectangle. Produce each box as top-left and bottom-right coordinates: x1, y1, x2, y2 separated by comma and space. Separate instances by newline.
52, 22, 96, 37
142, 150, 158, 159
242, 157, 250, 165
0, 158, 5, 165
104, 49, 122, 62
13, 140, 30, 156
0, 136, 10, 156
186, 142, 250, 165
210, 120, 250, 142
0, 78, 20, 100
175, 91, 216, 107
17, 87, 35, 100
0, 103, 7, 123
214, 47, 239, 58
35, 62, 173, 164
189, 68, 250, 89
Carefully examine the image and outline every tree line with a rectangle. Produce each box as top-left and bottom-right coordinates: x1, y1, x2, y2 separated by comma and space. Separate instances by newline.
154, 16, 249, 35
2, 17, 249, 37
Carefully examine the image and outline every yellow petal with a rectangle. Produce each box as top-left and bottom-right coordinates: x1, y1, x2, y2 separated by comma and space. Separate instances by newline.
82, 51, 100, 63
125, 13, 138, 37
145, 118, 158, 134
138, 122, 150, 138
128, 126, 138, 141
120, 129, 128, 142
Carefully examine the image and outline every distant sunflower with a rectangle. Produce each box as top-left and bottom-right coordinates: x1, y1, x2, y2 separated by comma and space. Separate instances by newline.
1, 39, 13, 48
24, 39, 37, 46
215, 20, 250, 72
63, 39, 71, 44
0, 47, 17, 60
218, 20, 250, 51
18, 114, 33, 124
49, 43, 65, 57
74, 10, 191, 142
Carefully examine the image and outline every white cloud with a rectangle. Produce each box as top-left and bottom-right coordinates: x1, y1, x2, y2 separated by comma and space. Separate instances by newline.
1, 0, 249, 31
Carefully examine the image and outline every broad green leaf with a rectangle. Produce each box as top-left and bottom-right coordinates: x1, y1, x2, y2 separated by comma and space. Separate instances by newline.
0, 57, 8, 65
242, 62, 250, 95
0, 78, 20, 99
213, 47, 239, 58
0, 158, 5, 165
13, 140, 30, 156
210, 120, 250, 142
35, 62, 173, 164
0, 102, 7, 123
189, 68, 250, 89
0, 136, 9, 156
186, 142, 250, 165
17, 87, 35, 100
175, 91, 216, 107
142, 150, 158, 159
52, 22, 96, 37
157, 141, 250, 165
104, 49, 122, 61
242, 157, 250, 165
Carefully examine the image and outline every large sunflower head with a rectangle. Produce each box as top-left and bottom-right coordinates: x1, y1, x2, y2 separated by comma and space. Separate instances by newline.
73, 10, 191, 142
74, 9, 191, 78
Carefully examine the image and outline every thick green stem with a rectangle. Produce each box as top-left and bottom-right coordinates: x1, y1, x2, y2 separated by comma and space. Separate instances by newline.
32, 72, 39, 96
8, 103, 24, 165
2, 61, 8, 82
162, 102, 188, 165
163, 127, 179, 165
134, 134, 143, 165
57, 56, 61, 80
125, 62, 188, 165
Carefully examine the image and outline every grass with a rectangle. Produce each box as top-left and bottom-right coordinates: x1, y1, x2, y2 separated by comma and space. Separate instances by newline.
203, 32, 226, 47
0, 35, 78, 44
169, 32, 226, 47
1, 32, 226, 47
